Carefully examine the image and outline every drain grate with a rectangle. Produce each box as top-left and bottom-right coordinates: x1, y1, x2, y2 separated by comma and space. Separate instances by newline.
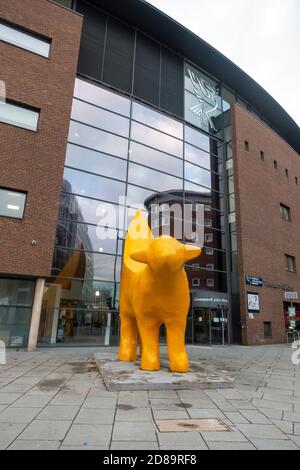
155, 418, 229, 433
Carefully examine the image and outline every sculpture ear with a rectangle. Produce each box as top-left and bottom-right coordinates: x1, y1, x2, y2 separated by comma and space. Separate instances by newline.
130, 248, 148, 264
184, 245, 201, 263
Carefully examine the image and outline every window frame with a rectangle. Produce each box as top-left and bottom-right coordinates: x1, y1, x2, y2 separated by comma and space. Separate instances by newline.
285, 254, 296, 273
0, 19, 51, 58
0, 98, 40, 132
280, 203, 291, 222
0, 187, 27, 220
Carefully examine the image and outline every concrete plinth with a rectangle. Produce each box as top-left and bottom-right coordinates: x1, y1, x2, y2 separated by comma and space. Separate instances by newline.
94, 353, 234, 391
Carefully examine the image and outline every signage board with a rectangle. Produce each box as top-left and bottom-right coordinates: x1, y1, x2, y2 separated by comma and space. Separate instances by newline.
245, 276, 263, 287
285, 291, 298, 300
247, 292, 260, 313
288, 307, 296, 318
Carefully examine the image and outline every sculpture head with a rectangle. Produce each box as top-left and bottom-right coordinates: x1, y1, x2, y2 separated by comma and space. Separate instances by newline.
130, 235, 201, 273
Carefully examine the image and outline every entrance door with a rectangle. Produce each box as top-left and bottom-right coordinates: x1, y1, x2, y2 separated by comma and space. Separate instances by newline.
193, 308, 210, 344
210, 308, 228, 345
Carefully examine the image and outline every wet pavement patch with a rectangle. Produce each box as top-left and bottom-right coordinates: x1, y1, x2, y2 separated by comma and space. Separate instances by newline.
176, 403, 192, 409
38, 379, 65, 388
117, 404, 136, 411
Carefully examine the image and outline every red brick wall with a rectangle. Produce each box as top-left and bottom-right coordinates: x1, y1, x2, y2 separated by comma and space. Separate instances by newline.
232, 104, 300, 345
0, 0, 82, 277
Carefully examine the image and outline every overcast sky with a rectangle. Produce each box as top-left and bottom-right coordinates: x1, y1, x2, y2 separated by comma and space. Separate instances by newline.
146, 0, 300, 126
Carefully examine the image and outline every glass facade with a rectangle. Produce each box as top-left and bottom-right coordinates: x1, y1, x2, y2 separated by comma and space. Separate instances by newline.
0, 279, 35, 347
39, 75, 230, 346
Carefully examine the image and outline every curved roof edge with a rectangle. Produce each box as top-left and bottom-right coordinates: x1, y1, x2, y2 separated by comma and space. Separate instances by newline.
93, 0, 300, 155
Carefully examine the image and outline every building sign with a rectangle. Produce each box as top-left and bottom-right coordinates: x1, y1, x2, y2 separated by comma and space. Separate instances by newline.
245, 276, 293, 291
193, 291, 229, 308
288, 307, 296, 317
285, 291, 298, 301
247, 292, 260, 313
185, 64, 222, 133
245, 276, 263, 287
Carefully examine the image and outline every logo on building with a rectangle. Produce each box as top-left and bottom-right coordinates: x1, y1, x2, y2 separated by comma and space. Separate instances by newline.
187, 68, 219, 132
0, 340, 6, 365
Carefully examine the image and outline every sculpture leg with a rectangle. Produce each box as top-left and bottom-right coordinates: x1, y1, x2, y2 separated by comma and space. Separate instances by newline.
119, 314, 138, 362
137, 319, 160, 371
166, 321, 189, 372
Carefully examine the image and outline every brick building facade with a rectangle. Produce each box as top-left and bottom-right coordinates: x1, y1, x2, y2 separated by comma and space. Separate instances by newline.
0, 0, 299, 349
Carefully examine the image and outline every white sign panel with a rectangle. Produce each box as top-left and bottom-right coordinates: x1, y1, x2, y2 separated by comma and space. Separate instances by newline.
285, 291, 298, 300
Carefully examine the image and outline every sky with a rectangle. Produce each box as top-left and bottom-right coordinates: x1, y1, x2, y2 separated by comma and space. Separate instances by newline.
145, 0, 300, 126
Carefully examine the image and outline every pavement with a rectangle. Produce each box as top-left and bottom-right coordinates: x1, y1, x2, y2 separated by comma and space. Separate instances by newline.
0, 344, 300, 450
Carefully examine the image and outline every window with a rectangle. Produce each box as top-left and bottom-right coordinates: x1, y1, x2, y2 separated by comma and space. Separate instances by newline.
53, 0, 73, 7
295, 177, 299, 186
264, 322, 272, 339
260, 151, 265, 161
285, 168, 289, 178
0, 20, 50, 58
207, 279, 215, 287
192, 278, 200, 287
204, 219, 213, 227
244, 141, 249, 151
0, 188, 26, 219
280, 204, 291, 221
285, 255, 296, 273
205, 248, 214, 255
205, 233, 213, 243
0, 100, 39, 131
206, 264, 214, 271
274, 160, 278, 169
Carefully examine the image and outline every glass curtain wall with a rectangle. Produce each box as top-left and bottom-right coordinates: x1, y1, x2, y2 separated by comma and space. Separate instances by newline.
0, 278, 35, 347
39, 74, 229, 346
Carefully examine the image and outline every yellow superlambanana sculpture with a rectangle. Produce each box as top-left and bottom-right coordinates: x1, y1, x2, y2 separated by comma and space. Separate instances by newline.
119, 210, 201, 373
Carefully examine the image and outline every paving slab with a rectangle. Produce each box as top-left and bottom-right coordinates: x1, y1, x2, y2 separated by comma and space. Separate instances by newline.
0, 407, 42, 424
95, 354, 234, 391
63, 424, 112, 447
208, 441, 256, 450
19, 420, 72, 441
157, 431, 207, 449
75, 408, 115, 425
110, 442, 159, 450
112, 421, 157, 442
37, 405, 80, 421
8, 440, 61, 450
115, 406, 152, 422
237, 424, 287, 440
250, 439, 299, 450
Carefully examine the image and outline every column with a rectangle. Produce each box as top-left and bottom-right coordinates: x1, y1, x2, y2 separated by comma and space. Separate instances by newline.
27, 278, 45, 352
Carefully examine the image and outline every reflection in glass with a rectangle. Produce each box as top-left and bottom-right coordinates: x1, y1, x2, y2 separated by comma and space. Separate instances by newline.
132, 101, 183, 139
63, 167, 126, 203
59, 192, 125, 229
56, 220, 124, 255
52, 247, 121, 282
129, 142, 183, 178
69, 121, 128, 158
128, 162, 182, 193
65, 144, 127, 181
74, 78, 131, 116
71, 99, 130, 138
131, 121, 183, 157
0, 278, 35, 307
185, 143, 211, 170
184, 162, 212, 189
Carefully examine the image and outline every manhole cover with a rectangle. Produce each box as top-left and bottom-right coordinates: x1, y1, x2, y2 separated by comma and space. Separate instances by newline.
155, 419, 229, 433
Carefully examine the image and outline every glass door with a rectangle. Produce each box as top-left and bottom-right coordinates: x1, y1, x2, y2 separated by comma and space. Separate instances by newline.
210, 308, 228, 345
